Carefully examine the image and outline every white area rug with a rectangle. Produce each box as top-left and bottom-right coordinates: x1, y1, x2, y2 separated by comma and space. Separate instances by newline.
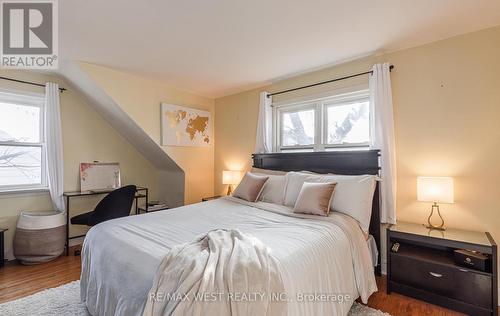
0, 281, 391, 316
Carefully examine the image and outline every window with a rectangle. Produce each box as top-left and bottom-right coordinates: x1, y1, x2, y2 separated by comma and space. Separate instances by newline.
274, 90, 370, 152
280, 105, 315, 147
0, 91, 46, 191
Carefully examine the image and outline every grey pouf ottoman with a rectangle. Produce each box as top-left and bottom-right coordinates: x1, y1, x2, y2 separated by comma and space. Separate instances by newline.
14, 211, 66, 265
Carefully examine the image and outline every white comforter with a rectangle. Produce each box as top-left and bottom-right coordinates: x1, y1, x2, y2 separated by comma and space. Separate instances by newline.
81, 197, 377, 316
143, 229, 286, 316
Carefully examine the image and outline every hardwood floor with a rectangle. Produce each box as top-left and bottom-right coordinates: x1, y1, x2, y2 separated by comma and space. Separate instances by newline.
367, 277, 466, 316
0, 252, 496, 315
0, 249, 81, 304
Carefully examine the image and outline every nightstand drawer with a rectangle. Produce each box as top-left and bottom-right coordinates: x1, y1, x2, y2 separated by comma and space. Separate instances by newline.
392, 254, 454, 294
391, 254, 492, 308
454, 267, 492, 308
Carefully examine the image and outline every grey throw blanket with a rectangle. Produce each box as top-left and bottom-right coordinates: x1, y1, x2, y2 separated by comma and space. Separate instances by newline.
143, 229, 286, 316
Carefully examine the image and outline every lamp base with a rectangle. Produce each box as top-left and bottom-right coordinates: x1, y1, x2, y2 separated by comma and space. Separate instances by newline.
226, 185, 233, 196
426, 202, 446, 231
425, 224, 446, 231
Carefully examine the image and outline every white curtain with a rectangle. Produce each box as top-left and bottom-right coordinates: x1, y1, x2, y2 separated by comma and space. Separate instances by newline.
45, 83, 65, 213
254, 91, 273, 153
369, 63, 397, 224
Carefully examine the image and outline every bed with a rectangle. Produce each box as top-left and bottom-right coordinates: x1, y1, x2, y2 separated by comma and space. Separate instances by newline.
81, 150, 381, 316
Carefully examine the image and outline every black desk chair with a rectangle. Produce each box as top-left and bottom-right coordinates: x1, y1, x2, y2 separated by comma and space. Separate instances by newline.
71, 185, 137, 227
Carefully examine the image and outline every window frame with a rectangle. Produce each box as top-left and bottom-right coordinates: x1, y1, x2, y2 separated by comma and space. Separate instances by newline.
273, 89, 370, 152
0, 89, 47, 193
276, 101, 317, 151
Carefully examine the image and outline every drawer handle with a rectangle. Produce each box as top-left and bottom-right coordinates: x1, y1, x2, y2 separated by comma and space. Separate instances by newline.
429, 272, 443, 278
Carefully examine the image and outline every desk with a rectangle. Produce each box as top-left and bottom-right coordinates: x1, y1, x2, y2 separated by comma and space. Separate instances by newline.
63, 186, 148, 255
0, 228, 6, 267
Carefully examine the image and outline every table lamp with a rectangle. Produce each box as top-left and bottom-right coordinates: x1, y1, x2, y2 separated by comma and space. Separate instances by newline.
417, 176, 454, 231
222, 170, 241, 195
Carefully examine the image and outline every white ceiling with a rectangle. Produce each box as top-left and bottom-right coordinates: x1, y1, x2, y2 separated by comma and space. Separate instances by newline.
59, 0, 500, 98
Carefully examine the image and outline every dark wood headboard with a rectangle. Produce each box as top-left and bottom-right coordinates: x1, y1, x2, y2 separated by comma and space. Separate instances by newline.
252, 150, 381, 275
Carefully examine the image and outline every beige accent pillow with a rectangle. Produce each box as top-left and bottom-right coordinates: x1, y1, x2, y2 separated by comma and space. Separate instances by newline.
232, 172, 269, 202
293, 182, 336, 216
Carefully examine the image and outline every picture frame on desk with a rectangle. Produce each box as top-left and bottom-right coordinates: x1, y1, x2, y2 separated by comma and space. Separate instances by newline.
79, 162, 121, 192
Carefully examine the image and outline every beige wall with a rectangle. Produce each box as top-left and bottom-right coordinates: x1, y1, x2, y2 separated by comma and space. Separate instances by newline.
79, 64, 215, 205
215, 26, 500, 270
0, 70, 158, 259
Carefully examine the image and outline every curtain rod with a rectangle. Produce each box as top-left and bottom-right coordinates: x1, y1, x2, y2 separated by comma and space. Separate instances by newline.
0, 76, 66, 92
267, 65, 394, 98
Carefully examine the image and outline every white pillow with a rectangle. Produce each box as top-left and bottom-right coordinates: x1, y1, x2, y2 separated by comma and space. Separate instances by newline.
330, 175, 376, 233
283, 172, 324, 207
255, 173, 287, 204
284, 172, 376, 232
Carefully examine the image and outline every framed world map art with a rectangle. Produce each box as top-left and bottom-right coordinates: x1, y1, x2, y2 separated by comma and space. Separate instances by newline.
161, 103, 212, 147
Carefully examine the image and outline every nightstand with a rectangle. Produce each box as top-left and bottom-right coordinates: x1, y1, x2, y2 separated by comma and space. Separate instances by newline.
202, 195, 222, 202
0, 228, 7, 267
387, 221, 497, 316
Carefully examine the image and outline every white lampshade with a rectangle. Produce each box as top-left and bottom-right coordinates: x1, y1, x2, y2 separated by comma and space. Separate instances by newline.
222, 170, 241, 185
417, 177, 454, 204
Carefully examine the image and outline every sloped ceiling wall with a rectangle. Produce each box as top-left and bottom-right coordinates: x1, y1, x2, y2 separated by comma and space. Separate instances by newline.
59, 62, 184, 207
60, 62, 215, 206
